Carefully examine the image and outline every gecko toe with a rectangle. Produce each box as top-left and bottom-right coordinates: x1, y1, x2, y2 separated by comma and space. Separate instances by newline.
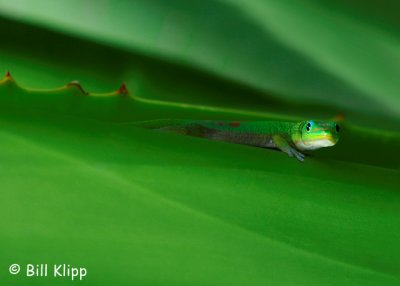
295, 154, 305, 162
292, 149, 305, 162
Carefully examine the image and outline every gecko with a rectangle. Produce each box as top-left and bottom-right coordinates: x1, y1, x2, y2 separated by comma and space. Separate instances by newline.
133, 119, 340, 162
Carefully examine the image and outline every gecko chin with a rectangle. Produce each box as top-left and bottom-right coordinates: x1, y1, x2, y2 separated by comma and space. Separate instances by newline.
296, 137, 337, 151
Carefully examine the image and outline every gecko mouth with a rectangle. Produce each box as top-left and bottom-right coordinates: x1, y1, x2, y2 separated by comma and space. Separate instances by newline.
299, 131, 338, 150
310, 133, 338, 146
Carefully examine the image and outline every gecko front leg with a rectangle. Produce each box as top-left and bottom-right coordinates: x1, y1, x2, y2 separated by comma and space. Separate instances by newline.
272, 135, 305, 162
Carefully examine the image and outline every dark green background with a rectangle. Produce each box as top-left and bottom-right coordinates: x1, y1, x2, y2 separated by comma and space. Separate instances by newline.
0, 1, 399, 285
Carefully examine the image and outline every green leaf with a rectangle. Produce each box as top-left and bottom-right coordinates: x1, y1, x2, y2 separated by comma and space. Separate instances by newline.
0, 1, 399, 286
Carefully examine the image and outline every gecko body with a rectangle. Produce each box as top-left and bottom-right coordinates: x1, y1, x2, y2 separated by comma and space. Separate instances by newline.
133, 119, 340, 162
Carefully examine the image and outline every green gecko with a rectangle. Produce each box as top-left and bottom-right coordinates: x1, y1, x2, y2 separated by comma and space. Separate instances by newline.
133, 119, 340, 162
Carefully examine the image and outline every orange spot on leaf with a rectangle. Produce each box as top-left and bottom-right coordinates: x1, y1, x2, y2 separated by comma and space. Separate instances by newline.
333, 113, 345, 122
229, 121, 241, 127
117, 83, 128, 96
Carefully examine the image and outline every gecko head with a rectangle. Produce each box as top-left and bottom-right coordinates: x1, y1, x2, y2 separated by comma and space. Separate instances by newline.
295, 120, 340, 151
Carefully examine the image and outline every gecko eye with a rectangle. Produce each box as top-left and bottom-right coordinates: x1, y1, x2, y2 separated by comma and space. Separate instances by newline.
335, 124, 340, 133
306, 122, 311, 132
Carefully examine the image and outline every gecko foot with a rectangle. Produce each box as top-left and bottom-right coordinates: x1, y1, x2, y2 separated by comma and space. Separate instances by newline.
286, 147, 305, 162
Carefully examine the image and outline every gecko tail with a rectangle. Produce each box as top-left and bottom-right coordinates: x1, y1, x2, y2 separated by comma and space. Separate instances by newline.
132, 119, 211, 138
157, 125, 190, 135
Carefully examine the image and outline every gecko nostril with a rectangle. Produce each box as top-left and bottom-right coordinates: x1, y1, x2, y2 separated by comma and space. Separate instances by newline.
336, 124, 340, 133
